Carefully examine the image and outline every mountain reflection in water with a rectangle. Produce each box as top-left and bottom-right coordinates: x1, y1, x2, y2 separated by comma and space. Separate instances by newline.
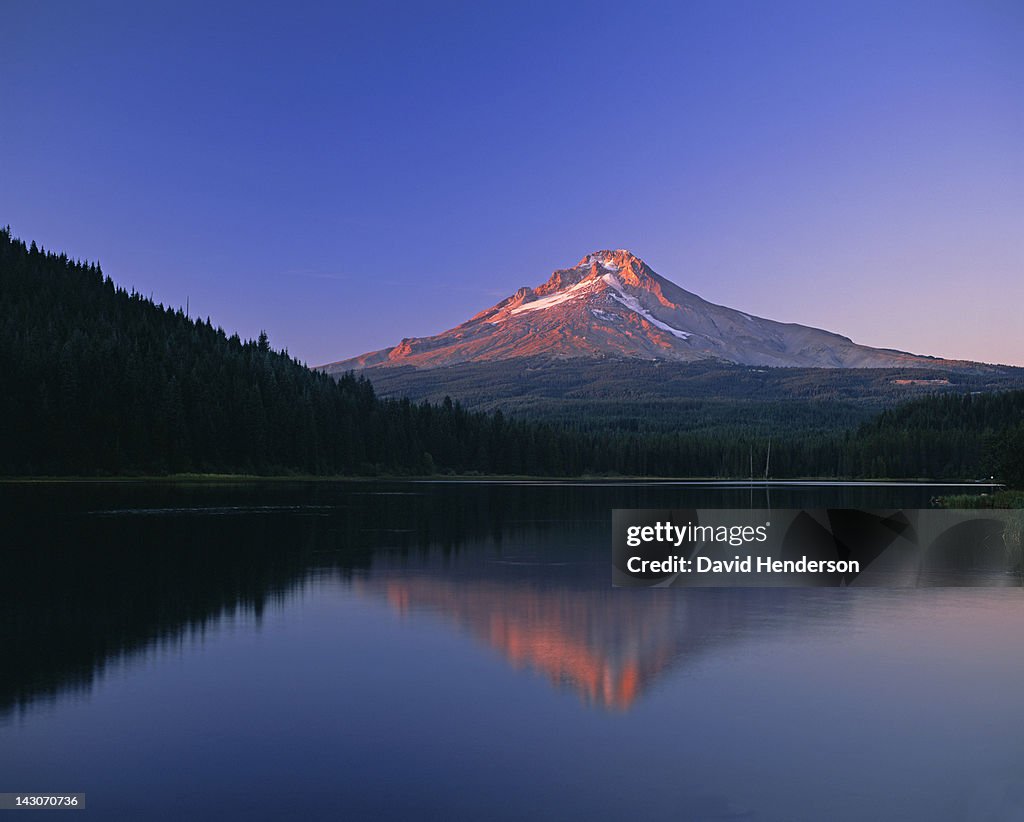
359, 573, 826, 710
0, 479, 990, 717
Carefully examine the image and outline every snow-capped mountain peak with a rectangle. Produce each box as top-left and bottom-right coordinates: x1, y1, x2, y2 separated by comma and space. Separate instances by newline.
321, 250, 949, 372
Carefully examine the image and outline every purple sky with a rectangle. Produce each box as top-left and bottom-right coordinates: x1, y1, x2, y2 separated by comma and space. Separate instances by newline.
2, 0, 1022, 366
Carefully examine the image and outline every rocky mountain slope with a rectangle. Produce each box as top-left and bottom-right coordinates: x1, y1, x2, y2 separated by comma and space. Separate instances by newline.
322, 249, 960, 373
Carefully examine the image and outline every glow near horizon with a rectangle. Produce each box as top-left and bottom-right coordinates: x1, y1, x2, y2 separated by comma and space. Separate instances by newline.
1, 0, 1021, 366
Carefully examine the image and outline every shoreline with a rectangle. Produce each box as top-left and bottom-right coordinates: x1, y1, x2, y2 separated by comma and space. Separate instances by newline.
0, 473, 1008, 487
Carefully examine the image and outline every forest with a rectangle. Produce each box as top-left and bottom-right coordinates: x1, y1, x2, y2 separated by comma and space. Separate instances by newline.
1, 227, 1021, 484
355, 355, 1024, 433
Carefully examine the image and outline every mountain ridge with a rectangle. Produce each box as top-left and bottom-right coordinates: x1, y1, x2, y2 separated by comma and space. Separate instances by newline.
321, 249, 964, 373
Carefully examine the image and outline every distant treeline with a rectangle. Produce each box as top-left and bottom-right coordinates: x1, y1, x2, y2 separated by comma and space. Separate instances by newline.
356, 355, 1024, 431
853, 391, 1024, 486
1, 227, 1021, 482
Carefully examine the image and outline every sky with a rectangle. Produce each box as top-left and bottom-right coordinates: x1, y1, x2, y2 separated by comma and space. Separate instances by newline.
2, 0, 1022, 366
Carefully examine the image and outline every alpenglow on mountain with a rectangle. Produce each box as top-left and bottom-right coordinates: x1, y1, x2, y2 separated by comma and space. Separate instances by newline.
322, 249, 953, 373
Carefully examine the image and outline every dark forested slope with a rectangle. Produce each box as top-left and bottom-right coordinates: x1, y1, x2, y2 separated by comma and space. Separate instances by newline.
851, 391, 1024, 482
0, 228, 552, 475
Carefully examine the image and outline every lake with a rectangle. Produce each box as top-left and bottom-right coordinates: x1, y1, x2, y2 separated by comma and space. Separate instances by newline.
2, 480, 1023, 821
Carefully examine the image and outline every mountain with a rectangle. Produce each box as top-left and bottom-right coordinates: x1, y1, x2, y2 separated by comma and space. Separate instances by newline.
322, 249, 961, 373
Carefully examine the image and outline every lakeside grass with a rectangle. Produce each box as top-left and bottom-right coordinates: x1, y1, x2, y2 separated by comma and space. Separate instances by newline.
937, 490, 1024, 508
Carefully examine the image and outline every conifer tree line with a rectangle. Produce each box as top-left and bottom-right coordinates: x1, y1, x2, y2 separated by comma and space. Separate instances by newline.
1, 227, 1021, 483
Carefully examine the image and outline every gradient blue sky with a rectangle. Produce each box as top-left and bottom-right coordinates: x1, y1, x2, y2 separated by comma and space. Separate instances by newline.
2, 0, 1021, 366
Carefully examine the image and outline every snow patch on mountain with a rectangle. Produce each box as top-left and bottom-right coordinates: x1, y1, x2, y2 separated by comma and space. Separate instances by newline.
510, 277, 601, 315
602, 274, 692, 340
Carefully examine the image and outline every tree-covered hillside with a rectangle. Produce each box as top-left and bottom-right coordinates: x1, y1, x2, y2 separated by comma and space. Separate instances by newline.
353, 357, 1024, 430
0, 227, 564, 476
852, 391, 1024, 483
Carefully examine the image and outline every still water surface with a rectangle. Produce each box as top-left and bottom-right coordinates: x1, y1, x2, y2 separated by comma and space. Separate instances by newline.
1, 481, 1022, 821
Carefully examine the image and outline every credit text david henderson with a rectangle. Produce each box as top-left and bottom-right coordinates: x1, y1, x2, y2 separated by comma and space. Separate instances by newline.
625, 555, 861, 575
